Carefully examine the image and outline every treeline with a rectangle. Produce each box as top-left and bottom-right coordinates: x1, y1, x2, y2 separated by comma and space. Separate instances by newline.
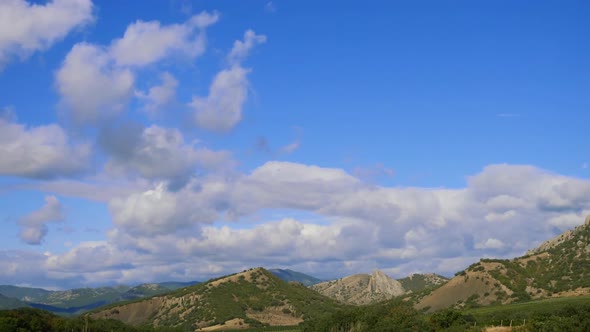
300, 300, 590, 332
0, 307, 183, 332
300, 301, 473, 332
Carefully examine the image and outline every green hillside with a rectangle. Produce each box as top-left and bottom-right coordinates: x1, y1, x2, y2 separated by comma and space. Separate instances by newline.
0, 294, 28, 310
91, 268, 345, 330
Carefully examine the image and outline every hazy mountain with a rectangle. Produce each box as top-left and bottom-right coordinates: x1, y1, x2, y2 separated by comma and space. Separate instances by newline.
311, 270, 406, 305
415, 216, 590, 311
0, 285, 52, 302
0, 293, 29, 310
0, 281, 198, 316
156, 281, 200, 290
91, 267, 344, 330
269, 269, 323, 286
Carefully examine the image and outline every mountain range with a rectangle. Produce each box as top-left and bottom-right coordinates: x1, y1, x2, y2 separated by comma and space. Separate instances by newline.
0, 281, 199, 314
2, 216, 590, 330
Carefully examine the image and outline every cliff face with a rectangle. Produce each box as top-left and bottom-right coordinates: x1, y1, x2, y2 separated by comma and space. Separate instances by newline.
311, 270, 405, 305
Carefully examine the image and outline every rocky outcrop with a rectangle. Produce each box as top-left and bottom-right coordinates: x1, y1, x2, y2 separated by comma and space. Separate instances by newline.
311, 270, 405, 305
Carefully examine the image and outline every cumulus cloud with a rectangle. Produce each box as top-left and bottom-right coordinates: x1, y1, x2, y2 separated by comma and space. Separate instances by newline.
191, 30, 266, 132
0, 118, 91, 178
0, 0, 93, 68
56, 12, 218, 125
135, 72, 178, 115
108, 178, 230, 236
227, 29, 267, 65
100, 124, 235, 187
110, 11, 218, 67
18, 196, 64, 245
56, 43, 135, 124
7, 162, 590, 287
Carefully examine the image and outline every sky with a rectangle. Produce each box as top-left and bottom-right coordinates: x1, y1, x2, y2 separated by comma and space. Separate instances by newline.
0, 0, 589, 290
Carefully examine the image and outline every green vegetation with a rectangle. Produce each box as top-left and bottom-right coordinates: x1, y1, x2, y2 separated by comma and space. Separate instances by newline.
0, 294, 28, 310
301, 300, 434, 332
0, 308, 182, 332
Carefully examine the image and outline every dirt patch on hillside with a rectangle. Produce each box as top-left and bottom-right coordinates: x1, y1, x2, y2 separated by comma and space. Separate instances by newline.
197, 318, 250, 331
246, 305, 303, 326
551, 287, 590, 297
91, 296, 166, 325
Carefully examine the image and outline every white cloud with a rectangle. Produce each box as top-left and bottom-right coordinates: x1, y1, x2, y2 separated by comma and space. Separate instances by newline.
191, 66, 251, 131
7, 162, 590, 287
0, 0, 93, 68
227, 30, 267, 65
0, 118, 91, 178
102, 124, 235, 186
108, 179, 230, 236
475, 238, 505, 250
135, 72, 178, 115
18, 196, 64, 245
56, 43, 134, 124
191, 30, 266, 132
110, 11, 219, 67
56, 12, 218, 125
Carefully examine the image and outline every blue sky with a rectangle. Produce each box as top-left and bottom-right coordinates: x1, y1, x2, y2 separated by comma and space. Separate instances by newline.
0, 0, 589, 289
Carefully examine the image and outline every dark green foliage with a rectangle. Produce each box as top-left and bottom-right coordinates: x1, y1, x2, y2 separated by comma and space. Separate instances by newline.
0, 307, 183, 332
302, 300, 432, 332
429, 309, 475, 330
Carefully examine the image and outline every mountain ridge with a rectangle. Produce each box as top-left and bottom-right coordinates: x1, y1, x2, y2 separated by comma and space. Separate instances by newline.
415, 216, 590, 311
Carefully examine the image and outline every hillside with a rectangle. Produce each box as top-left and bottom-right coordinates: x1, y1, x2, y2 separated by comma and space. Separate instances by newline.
310, 270, 405, 305
416, 216, 590, 311
397, 273, 449, 293
0, 294, 28, 310
90, 267, 344, 330
269, 269, 323, 286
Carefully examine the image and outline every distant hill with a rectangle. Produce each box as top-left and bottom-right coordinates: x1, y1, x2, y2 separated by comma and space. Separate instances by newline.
0, 281, 197, 316
416, 216, 590, 311
269, 269, 323, 286
0, 285, 52, 302
0, 294, 28, 310
117, 284, 171, 302
91, 267, 345, 330
397, 273, 449, 293
156, 281, 200, 290
311, 270, 406, 305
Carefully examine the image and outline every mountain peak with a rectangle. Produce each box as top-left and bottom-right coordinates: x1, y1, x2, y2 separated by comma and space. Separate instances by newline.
311, 270, 405, 305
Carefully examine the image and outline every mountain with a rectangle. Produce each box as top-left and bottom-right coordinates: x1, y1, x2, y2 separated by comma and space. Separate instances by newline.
90, 267, 345, 330
0, 282, 194, 315
269, 269, 323, 286
310, 270, 406, 305
397, 273, 449, 293
415, 216, 590, 311
0, 285, 52, 302
156, 281, 200, 290
0, 293, 28, 310
117, 284, 171, 301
